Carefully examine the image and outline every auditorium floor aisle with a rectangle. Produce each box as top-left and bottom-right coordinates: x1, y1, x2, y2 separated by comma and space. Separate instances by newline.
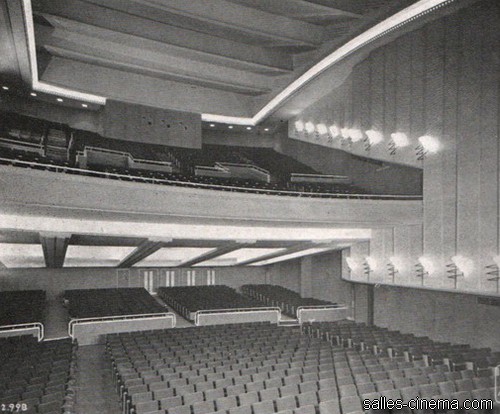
74, 345, 121, 414
153, 294, 194, 328
44, 299, 71, 340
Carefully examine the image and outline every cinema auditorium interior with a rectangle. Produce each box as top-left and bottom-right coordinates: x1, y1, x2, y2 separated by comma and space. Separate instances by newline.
1, 0, 500, 413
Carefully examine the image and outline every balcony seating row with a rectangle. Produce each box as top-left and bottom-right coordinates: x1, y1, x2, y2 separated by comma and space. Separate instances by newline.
241, 285, 335, 317
0, 290, 46, 326
63, 288, 166, 319
1, 110, 388, 198
157, 286, 264, 322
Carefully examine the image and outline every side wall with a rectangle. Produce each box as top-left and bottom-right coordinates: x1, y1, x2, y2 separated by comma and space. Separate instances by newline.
265, 259, 301, 293
340, 0, 500, 297
372, 285, 500, 351
265, 250, 499, 352
264, 251, 355, 315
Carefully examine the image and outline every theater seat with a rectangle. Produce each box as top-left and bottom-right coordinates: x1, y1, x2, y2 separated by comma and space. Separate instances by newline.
319, 399, 341, 414
134, 400, 159, 414
340, 396, 363, 414
294, 405, 316, 414
192, 400, 216, 414
252, 400, 275, 414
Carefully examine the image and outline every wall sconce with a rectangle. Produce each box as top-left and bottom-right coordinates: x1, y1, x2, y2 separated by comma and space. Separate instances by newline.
304, 121, 316, 136
485, 255, 500, 293
329, 125, 340, 139
447, 255, 473, 289
363, 256, 377, 280
340, 127, 350, 139
389, 132, 409, 155
365, 130, 383, 151
294, 120, 305, 132
316, 123, 328, 135
349, 128, 364, 143
387, 256, 404, 283
346, 257, 358, 271
416, 135, 440, 160
415, 256, 434, 285
340, 128, 352, 149
345, 257, 359, 278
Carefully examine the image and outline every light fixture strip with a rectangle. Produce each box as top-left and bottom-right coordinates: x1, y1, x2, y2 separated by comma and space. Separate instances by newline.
251, 0, 456, 125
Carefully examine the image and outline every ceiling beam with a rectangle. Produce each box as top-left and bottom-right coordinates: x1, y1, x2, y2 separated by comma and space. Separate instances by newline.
40, 56, 255, 117
39, 232, 71, 268
38, 14, 291, 76
83, 0, 324, 47
44, 45, 271, 96
39, 35, 272, 96
299, 0, 367, 15
117, 239, 170, 268
225, 0, 363, 20
176, 242, 251, 267
237, 242, 318, 266
34, 0, 294, 72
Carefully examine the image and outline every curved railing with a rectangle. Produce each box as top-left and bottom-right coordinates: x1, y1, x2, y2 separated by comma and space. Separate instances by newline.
0, 157, 422, 200
0, 322, 44, 341
296, 304, 348, 324
194, 306, 281, 326
68, 312, 176, 338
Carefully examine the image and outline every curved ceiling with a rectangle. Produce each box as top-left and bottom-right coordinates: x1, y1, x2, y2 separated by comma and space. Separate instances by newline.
0, 0, 464, 125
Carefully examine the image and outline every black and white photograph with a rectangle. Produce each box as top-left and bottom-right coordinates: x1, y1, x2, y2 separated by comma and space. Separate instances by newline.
0, 0, 499, 413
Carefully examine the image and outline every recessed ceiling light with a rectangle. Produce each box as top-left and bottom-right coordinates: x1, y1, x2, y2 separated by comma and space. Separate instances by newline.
246, 127, 252, 130
2, 86, 9, 90
228, 125, 233, 129
81, 103, 88, 108
209, 124, 215, 127
264, 128, 270, 132
57, 98, 63, 102
30, 92, 37, 97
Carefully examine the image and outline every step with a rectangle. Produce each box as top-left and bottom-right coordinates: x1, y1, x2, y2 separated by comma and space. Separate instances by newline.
278, 319, 301, 326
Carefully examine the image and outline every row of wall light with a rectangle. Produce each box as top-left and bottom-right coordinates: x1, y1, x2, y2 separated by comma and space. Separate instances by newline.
2, 84, 89, 108
294, 120, 440, 159
209, 123, 270, 132
346, 255, 486, 284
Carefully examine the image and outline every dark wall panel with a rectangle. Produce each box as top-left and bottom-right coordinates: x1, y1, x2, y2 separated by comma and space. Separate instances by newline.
103, 100, 202, 148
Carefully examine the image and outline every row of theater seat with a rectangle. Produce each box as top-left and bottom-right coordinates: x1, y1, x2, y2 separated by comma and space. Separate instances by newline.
304, 320, 500, 371
2, 152, 408, 200
157, 286, 263, 322
1, 110, 387, 199
72, 132, 363, 197
301, 321, 499, 412
106, 321, 498, 414
0, 290, 46, 325
64, 288, 166, 319
74, 131, 177, 165
241, 285, 334, 318
0, 336, 77, 414
107, 323, 341, 414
